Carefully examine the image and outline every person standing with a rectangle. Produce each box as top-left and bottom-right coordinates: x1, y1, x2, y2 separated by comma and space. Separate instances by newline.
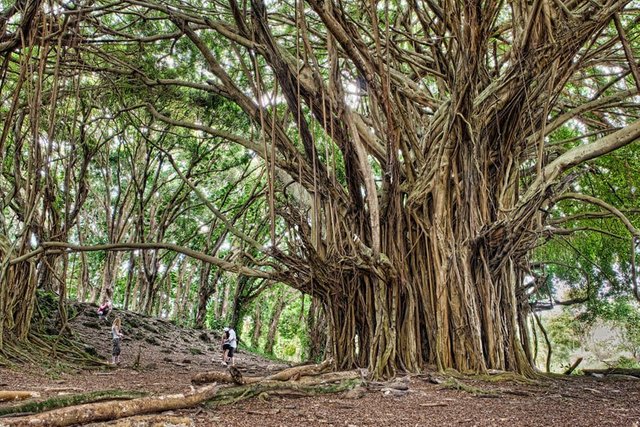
221, 326, 237, 366
111, 317, 124, 365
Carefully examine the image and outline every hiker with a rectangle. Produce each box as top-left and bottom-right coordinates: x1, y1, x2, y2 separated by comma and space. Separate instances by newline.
97, 300, 112, 321
111, 317, 124, 365
221, 326, 237, 366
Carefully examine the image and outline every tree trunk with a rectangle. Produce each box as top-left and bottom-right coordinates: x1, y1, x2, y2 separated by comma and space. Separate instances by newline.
98, 250, 121, 305
194, 262, 213, 329
251, 301, 262, 349
140, 249, 159, 316
76, 219, 90, 303
172, 259, 187, 320
123, 251, 136, 311
306, 297, 326, 362
177, 264, 195, 324
264, 297, 286, 355
0, 247, 38, 346
220, 278, 230, 320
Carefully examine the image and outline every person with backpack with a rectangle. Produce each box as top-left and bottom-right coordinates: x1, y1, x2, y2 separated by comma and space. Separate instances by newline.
221, 327, 236, 366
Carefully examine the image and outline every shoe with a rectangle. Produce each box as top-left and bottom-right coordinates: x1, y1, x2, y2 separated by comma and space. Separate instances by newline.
221, 361, 227, 366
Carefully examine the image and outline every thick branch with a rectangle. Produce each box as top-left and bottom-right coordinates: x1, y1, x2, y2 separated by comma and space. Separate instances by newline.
520, 120, 640, 207
10, 242, 276, 279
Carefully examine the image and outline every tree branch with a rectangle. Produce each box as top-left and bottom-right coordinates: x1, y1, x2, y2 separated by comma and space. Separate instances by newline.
10, 242, 277, 280
520, 120, 640, 207
552, 192, 640, 238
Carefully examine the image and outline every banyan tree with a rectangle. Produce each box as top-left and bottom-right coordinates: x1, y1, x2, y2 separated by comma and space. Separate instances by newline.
1, 0, 640, 378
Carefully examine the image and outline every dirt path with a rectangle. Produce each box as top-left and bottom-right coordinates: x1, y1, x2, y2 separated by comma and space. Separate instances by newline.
1, 303, 639, 426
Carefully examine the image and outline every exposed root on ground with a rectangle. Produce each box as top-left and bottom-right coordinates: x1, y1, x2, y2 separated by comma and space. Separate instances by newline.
0, 385, 218, 426
191, 359, 334, 385
0, 390, 147, 417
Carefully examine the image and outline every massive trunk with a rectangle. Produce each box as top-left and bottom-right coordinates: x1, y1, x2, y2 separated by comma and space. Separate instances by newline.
318, 162, 535, 376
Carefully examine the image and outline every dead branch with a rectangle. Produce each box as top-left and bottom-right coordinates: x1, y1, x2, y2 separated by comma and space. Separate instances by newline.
263, 359, 332, 381
192, 359, 333, 385
207, 373, 362, 406
563, 357, 583, 375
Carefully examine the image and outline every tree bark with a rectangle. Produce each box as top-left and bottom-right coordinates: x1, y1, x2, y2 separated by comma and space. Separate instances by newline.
264, 295, 286, 355
251, 300, 263, 349
306, 297, 326, 362
0, 385, 217, 427
192, 359, 333, 385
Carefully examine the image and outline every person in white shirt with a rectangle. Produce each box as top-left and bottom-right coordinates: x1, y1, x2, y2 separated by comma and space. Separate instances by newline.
221, 327, 237, 366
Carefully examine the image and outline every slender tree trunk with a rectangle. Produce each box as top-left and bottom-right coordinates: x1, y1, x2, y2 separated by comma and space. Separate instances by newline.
124, 251, 136, 311
220, 279, 230, 320
306, 297, 326, 362
195, 263, 213, 329
98, 251, 121, 305
177, 264, 195, 324
251, 301, 262, 349
76, 218, 90, 303
264, 297, 286, 355
172, 260, 186, 320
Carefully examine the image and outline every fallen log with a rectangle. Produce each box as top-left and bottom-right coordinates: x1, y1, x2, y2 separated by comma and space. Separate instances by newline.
207, 373, 362, 406
0, 390, 147, 417
296, 370, 364, 384
583, 368, 640, 378
191, 359, 333, 385
0, 385, 217, 427
0, 391, 40, 402
264, 359, 332, 381
191, 370, 261, 385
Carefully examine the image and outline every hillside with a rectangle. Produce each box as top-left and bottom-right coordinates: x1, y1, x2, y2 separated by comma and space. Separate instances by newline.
68, 301, 285, 377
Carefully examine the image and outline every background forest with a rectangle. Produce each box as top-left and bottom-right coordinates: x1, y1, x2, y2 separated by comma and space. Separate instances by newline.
1, 0, 640, 377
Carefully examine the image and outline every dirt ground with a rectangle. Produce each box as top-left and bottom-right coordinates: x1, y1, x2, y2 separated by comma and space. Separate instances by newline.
1, 303, 639, 426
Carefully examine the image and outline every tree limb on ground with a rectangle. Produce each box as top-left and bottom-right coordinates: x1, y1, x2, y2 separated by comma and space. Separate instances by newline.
206, 373, 362, 407
0, 390, 146, 417
0, 385, 217, 427
192, 359, 333, 385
